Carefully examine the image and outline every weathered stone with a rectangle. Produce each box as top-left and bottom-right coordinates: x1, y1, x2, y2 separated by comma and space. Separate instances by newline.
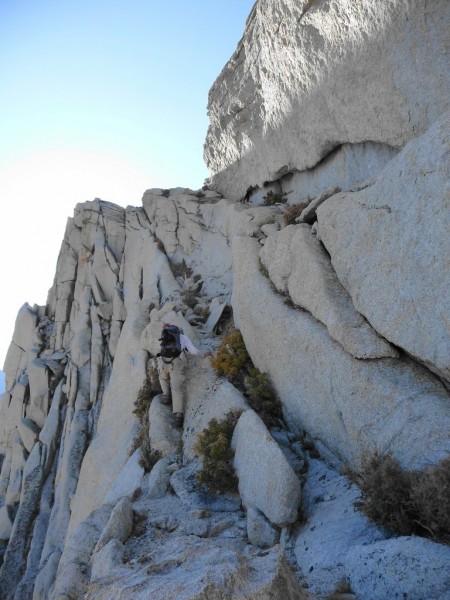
50, 505, 112, 600
5, 433, 27, 506
0, 505, 13, 541
183, 361, 248, 461
35, 402, 90, 599
148, 395, 182, 457
232, 410, 301, 526
90, 539, 126, 583
85, 536, 311, 600
14, 462, 56, 600
180, 517, 210, 538
294, 460, 386, 597
0, 443, 45, 599
142, 191, 235, 298
259, 224, 398, 359
94, 497, 133, 554
282, 143, 396, 213
170, 461, 241, 512
246, 506, 280, 549
232, 235, 450, 470
18, 418, 41, 453
68, 213, 152, 534
346, 537, 450, 600
26, 357, 49, 428
147, 456, 171, 499
104, 450, 145, 506
11, 303, 39, 353
204, 297, 227, 333
205, 0, 450, 201
297, 187, 343, 225
317, 113, 450, 384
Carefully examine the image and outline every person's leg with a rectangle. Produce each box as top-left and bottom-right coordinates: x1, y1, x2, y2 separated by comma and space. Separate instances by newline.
170, 357, 184, 418
157, 359, 171, 402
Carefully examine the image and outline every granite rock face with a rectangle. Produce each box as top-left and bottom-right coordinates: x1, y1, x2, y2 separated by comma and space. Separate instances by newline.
346, 537, 450, 600
232, 235, 450, 471
232, 410, 301, 527
0, 2, 450, 598
205, 0, 450, 201
317, 112, 450, 385
0, 179, 449, 599
259, 224, 398, 359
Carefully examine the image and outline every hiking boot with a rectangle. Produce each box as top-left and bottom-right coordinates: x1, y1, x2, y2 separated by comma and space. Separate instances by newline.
174, 412, 184, 428
161, 394, 171, 405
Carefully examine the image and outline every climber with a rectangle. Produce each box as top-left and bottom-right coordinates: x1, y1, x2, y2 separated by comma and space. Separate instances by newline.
156, 323, 209, 427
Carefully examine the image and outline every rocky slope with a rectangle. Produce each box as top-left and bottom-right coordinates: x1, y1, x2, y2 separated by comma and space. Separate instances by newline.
1, 1, 450, 599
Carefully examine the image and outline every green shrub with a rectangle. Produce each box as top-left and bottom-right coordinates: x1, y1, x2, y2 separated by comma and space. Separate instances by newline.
210, 329, 250, 384
130, 374, 162, 472
245, 368, 283, 428
132, 376, 155, 421
263, 190, 288, 206
283, 202, 307, 225
211, 330, 284, 428
353, 452, 450, 543
195, 412, 240, 493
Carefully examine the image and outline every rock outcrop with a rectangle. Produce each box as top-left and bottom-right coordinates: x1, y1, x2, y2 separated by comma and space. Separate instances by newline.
317, 112, 450, 385
0, 1, 449, 598
204, 0, 450, 201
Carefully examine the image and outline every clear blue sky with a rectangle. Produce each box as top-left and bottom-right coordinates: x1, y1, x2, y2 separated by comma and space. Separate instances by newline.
0, 0, 255, 375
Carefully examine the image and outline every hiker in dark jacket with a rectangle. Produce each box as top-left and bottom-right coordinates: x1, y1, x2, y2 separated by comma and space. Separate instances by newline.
157, 323, 206, 427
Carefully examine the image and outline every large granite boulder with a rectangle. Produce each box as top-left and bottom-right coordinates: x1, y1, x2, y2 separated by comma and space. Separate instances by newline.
345, 537, 450, 600
317, 112, 450, 385
205, 0, 450, 200
232, 409, 301, 527
259, 224, 397, 359
232, 235, 450, 470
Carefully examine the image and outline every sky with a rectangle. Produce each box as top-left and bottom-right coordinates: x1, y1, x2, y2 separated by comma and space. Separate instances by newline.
0, 0, 255, 379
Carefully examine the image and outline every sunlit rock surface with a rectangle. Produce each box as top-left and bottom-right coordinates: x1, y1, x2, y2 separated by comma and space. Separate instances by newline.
0, 1, 449, 598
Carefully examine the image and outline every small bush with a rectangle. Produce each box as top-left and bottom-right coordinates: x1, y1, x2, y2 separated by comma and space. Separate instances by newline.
182, 289, 199, 309
210, 329, 250, 384
325, 579, 352, 599
263, 190, 288, 206
245, 368, 283, 428
410, 457, 450, 540
138, 437, 162, 472
133, 376, 155, 420
155, 237, 165, 252
130, 374, 162, 473
170, 258, 193, 279
193, 305, 210, 323
354, 452, 450, 543
355, 452, 417, 535
284, 297, 296, 308
283, 202, 307, 226
195, 412, 240, 493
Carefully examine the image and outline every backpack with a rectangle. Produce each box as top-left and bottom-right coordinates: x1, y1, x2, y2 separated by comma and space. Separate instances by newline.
159, 325, 183, 360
